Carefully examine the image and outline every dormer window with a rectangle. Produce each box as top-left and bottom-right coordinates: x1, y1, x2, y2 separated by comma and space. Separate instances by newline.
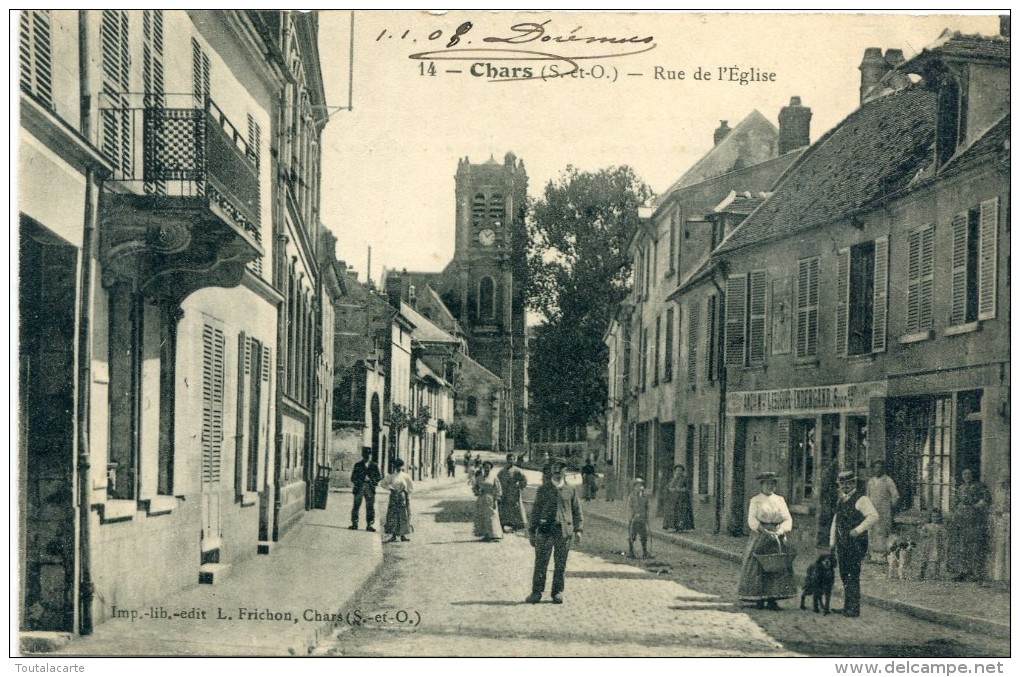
936, 71, 967, 166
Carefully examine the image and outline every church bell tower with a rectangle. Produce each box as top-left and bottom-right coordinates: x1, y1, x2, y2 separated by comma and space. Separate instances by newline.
447, 153, 528, 449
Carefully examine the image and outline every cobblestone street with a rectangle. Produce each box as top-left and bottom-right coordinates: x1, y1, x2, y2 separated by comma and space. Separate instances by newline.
318, 476, 795, 657
319, 470, 1008, 657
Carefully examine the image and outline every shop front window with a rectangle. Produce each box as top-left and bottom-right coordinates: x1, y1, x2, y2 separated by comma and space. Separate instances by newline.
789, 418, 815, 504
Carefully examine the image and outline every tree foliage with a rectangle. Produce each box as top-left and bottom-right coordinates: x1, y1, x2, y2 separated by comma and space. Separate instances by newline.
525, 165, 652, 430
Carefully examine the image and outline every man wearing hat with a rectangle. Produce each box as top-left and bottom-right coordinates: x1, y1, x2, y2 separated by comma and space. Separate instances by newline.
526, 458, 583, 604
628, 477, 651, 559
829, 470, 879, 617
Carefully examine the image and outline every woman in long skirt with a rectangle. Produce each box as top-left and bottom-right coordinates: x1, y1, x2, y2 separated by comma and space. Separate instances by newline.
947, 468, 991, 581
497, 455, 529, 533
473, 461, 503, 541
381, 458, 413, 542
737, 471, 797, 610
662, 466, 681, 530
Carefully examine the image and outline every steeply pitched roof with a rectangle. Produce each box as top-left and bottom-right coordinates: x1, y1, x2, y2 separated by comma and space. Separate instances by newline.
654, 109, 778, 204
943, 114, 1010, 174
716, 86, 937, 254
400, 301, 460, 345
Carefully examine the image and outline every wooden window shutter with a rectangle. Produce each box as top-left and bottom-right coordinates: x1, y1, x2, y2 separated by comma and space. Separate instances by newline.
919, 225, 935, 330
664, 307, 674, 382
192, 38, 210, 105
687, 302, 700, 383
201, 324, 226, 485
19, 11, 53, 107
653, 314, 661, 385
906, 230, 921, 332
247, 114, 262, 170
871, 236, 889, 352
724, 275, 747, 366
748, 270, 767, 365
835, 248, 850, 355
796, 258, 819, 358
235, 332, 251, 496
977, 197, 999, 320
706, 294, 718, 381
950, 210, 969, 325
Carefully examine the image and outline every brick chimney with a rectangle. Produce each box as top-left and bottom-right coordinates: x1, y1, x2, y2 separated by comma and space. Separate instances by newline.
859, 47, 891, 103
714, 120, 731, 146
778, 96, 812, 154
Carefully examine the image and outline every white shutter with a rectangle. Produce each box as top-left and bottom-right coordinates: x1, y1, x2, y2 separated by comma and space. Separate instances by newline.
687, 302, 700, 382
919, 225, 935, 330
202, 324, 225, 485
906, 231, 921, 333
835, 248, 849, 355
796, 258, 819, 358
235, 333, 250, 496
872, 236, 889, 353
977, 197, 999, 320
748, 270, 767, 365
950, 211, 969, 325
724, 275, 747, 366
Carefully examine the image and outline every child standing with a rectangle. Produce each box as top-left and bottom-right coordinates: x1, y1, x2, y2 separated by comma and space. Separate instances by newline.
628, 478, 651, 559
919, 508, 949, 580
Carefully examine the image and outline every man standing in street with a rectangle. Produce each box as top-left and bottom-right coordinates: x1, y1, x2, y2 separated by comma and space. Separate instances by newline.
526, 458, 583, 605
830, 470, 878, 617
446, 450, 457, 478
349, 447, 382, 532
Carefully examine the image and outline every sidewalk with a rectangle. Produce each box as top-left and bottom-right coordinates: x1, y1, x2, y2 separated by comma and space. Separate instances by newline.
576, 488, 1010, 640
28, 486, 390, 656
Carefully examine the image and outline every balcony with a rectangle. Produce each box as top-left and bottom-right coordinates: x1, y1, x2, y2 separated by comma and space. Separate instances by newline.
99, 94, 263, 303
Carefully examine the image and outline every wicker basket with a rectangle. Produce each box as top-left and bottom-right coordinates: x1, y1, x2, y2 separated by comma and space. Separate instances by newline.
754, 552, 794, 573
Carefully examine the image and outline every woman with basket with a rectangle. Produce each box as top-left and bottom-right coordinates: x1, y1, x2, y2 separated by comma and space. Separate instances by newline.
381, 458, 414, 542
737, 471, 797, 610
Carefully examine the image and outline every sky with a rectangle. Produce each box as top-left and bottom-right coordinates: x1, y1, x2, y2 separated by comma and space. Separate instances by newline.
315, 11, 1001, 286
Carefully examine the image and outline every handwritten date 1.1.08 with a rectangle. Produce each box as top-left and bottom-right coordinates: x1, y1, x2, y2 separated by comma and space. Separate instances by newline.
377, 20, 655, 49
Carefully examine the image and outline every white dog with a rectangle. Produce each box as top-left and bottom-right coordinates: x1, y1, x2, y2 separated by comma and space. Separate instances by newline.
886, 535, 916, 580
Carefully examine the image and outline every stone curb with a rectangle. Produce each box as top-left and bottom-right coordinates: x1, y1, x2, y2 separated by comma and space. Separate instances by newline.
585, 511, 1010, 640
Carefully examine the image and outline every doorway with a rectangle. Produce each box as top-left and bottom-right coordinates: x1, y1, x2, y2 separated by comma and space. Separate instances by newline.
20, 217, 78, 631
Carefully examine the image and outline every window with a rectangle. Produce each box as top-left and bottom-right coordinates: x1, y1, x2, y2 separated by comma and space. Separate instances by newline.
902, 396, 953, 512
19, 10, 52, 108
795, 257, 819, 359
724, 270, 767, 367
951, 198, 999, 325
905, 225, 935, 334
668, 209, 678, 274
636, 326, 644, 391
663, 307, 674, 383
836, 238, 888, 356
466, 396, 478, 416
706, 294, 718, 382
936, 76, 966, 167
108, 285, 141, 500
687, 301, 699, 384
478, 276, 495, 320
236, 334, 270, 496
653, 315, 661, 386
789, 419, 815, 504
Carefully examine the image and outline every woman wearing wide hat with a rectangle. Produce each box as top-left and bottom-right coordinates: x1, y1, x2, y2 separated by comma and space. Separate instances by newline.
737, 471, 797, 610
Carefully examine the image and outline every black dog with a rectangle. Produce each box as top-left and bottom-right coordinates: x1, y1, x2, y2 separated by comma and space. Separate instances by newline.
800, 554, 835, 615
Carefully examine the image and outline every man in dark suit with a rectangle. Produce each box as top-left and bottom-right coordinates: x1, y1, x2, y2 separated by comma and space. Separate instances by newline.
349, 447, 382, 532
829, 470, 878, 617
526, 458, 583, 604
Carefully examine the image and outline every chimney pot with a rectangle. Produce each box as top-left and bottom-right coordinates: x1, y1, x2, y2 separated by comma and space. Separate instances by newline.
714, 120, 731, 146
778, 96, 812, 155
860, 47, 893, 104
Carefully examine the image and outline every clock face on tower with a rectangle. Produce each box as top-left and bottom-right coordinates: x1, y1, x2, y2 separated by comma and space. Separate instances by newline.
478, 229, 496, 246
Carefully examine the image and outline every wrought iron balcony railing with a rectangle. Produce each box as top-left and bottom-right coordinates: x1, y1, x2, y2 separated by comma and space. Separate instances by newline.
99, 94, 261, 241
